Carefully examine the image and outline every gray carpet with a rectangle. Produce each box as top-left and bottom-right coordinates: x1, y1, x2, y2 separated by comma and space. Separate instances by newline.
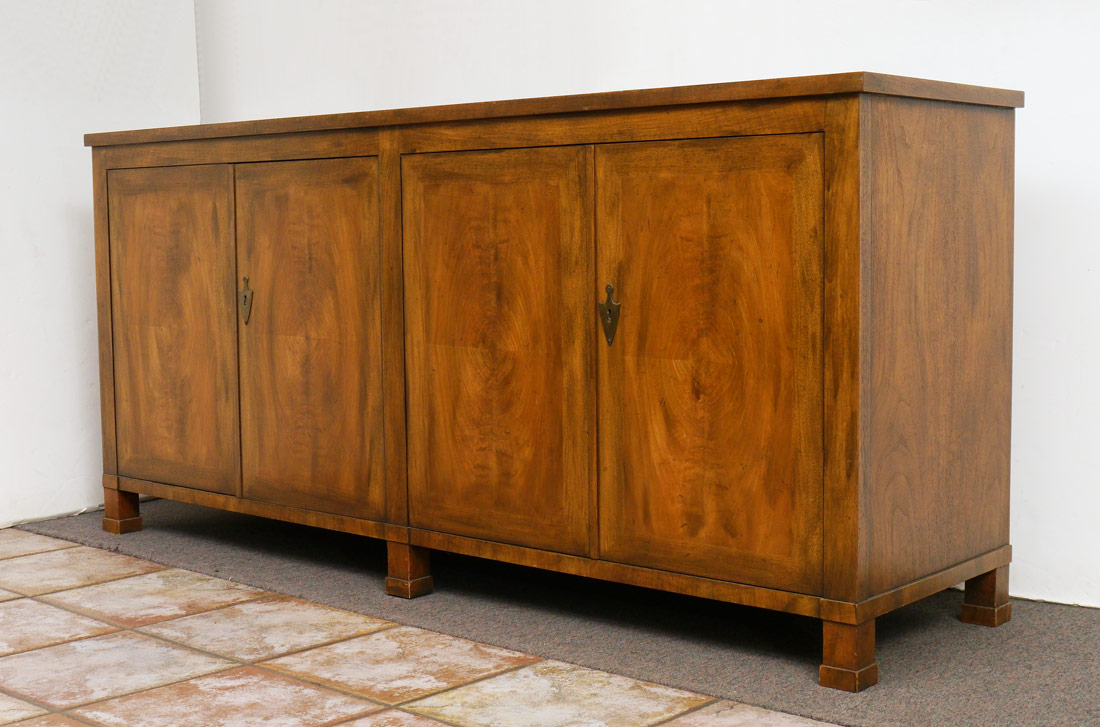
19, 499, 1100, 727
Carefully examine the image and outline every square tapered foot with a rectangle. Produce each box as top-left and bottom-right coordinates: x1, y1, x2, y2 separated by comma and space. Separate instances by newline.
819, 663, 879, 692
102, 488, 142, 534
385, 575, 435, 598
820, 619, 878, 691
961, 565, 1011, 627
103, 516, 142, 534
386, 542, 433, 598
961, 601, 1012, 627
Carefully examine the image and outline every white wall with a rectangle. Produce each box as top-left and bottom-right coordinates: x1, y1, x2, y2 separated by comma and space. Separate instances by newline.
3, 1, 1095, 608
0, 1, 200, 527
193, 0, 1100, 607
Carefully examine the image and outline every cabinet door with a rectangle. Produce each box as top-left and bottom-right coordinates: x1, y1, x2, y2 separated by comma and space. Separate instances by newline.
235, 158, 384, 520
108, 165, 239, 493
596, 135, 824, 594
403, 146, 593, 555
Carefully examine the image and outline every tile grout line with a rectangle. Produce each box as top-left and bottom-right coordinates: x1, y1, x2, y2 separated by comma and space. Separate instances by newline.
647, 697, 723, 727
373, 657, 543, 709
4, 540, 734, 726
0, 543, 81, 562
35, 585, 272, 629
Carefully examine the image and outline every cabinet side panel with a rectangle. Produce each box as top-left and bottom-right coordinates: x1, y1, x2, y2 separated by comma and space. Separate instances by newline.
92, 149, 117, 476
864, 96, 1014, 595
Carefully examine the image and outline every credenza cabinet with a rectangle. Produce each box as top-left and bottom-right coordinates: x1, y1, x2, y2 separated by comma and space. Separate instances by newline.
87, 72, 1022, 691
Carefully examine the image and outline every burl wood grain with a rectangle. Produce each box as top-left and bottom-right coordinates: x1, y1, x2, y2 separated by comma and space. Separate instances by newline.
402, 146, 593, 555
236, 158, 384, 520
596, 135, 824, 594
863, 96, 1014, 596
108, 165, 239, 494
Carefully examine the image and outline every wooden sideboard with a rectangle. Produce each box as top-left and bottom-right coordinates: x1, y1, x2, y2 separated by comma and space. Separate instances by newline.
86, 72, 1022, 691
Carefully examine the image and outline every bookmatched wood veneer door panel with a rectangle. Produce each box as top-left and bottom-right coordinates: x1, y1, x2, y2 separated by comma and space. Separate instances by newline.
108, 165, 239, 493
403, 146, 593, 555
236, 158, 385, 520
596, 134, 825, 594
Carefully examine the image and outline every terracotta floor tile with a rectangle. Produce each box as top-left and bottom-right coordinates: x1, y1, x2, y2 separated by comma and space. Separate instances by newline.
0, 529, 77, 560
662, 702, 840, 726
0, 589, 18, 603
141, 595, 391, 661
343, 711, 451, 726
41, 568, 265, 627
0, 631, 230, 708
263, 626, 538, 705
407, 660, 709, 727
0, 599, 116, 656
0, 691, 46, 724
72, 666, 379, 727
9, 715, 88, 727
0, 546, 164, 596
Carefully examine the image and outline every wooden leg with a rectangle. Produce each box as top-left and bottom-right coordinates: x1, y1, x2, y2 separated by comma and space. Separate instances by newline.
102, 488, 142, 534
820, 619, 879, 692
961, 565, 1011, 626
385, 542, 434, 598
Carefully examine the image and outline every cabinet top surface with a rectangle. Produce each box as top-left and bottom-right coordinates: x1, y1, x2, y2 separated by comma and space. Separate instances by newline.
84, 71, 1023, 147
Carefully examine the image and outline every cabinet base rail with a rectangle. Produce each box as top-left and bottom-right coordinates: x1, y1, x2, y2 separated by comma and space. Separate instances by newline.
102, 479, 1011, 692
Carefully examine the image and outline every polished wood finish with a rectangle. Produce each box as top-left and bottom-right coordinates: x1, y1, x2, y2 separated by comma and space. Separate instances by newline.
108, 164, 239, 494
117, 476, 399, 542
379, 129, 409, 527
820, 620, 878, 692
821, 95, 871, 604
89, 74, 1020, 691
235, 158, 385, 519
402, 146, 593, 555
409, 527, 822, 618
961, 565, 1012, 627
91, 150, 117, 476
397, 99, 824, 154
102, 488, 141, 534
386, 542, 434, 598
85, 72, 1022, 147
820, 544, 1011, 624
99, 129, 380, 171
596, 135, 824, 593
862, 96, 1014, 597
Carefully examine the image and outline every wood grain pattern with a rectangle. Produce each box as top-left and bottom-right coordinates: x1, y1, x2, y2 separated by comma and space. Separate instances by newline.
92, 149, 117, 475
99, 129, 380, 171
403, 146, 594, 556
409, 528, 822, 617
819, 544, 1011, 624
397, 99, 824, 154
379, 129, 409, 526
108, 164, 239, 494
596, 135, 824, 594
236, 157, 384, 520
385, 542, 433, 598
820, 620, 878, 691
85, 72, 1023, 147
821, 95, 871, 603
961, 564, 1012, 626
863, 96, 1014, 595
117, 476, 400, 541
102, 488, 141, 534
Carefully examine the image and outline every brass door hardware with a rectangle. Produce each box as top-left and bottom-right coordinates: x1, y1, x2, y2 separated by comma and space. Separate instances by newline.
598, 284, 621, 345
239, 276, 253, 324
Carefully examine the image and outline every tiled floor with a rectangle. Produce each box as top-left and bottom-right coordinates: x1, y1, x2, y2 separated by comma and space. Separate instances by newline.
0, 528, 840, 727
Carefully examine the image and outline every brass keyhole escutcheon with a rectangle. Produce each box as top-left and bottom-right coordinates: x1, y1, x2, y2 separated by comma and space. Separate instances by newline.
598, 284, 621, 345
239, 276, 253, 325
